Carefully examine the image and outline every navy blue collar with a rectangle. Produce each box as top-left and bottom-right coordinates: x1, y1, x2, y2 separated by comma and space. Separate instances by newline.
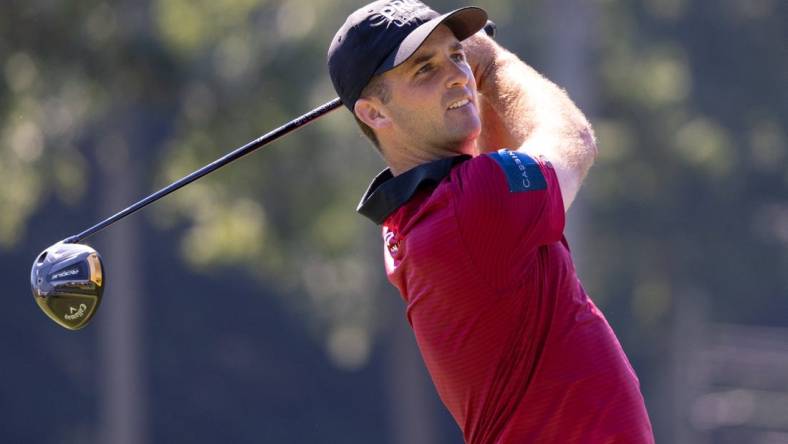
357, 155, 471, 225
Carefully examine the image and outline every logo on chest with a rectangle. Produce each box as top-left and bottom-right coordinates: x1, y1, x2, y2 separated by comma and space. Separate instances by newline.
384, 229, 401, 256
383, 227, 403, 259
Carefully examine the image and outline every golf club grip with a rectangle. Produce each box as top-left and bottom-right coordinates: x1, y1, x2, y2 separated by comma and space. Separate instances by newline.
64, 97, 343, 244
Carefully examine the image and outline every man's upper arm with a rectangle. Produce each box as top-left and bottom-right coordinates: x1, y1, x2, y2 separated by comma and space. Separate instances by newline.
517, 130, 596, 212
451, 152, 565, 289
531, 151, 583, 213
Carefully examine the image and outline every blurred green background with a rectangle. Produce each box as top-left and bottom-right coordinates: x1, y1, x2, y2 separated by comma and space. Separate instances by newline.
1, 0, 786, 443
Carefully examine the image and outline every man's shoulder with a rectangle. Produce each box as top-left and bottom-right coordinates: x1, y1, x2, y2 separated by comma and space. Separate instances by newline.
383, 149, 551, 227
449, 149, 548, 193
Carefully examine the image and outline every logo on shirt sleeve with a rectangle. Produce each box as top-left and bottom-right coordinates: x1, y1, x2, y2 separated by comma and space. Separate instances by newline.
488, 149, 547, 192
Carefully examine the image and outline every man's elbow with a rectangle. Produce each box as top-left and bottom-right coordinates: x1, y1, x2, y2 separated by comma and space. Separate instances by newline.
577, 124, 598, 173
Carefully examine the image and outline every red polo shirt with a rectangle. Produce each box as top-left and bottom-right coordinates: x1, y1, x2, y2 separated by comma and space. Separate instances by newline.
358, 150, 654, 443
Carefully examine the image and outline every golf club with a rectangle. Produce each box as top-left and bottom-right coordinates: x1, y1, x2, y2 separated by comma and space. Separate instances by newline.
31, 20, 497, 330
31, 97, 341, 330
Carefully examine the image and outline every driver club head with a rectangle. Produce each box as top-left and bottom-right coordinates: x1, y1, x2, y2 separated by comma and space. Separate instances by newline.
31, 242, 105, 330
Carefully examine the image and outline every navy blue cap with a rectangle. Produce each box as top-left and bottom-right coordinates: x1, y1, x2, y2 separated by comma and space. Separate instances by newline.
328, 1, 487, 112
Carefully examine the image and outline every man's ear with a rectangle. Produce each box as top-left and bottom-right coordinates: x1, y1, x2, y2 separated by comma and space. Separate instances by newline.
354, 98, 390, 130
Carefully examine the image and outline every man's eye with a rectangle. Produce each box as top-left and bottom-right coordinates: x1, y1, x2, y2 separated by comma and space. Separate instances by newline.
416, 64, 433, 75
451, 52, 466, 62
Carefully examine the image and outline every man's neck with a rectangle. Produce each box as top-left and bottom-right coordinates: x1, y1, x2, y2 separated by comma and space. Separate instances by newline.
382, 140, 477, 176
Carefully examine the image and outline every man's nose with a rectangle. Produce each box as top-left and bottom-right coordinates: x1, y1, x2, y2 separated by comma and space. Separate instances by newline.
445, 59, 471, 89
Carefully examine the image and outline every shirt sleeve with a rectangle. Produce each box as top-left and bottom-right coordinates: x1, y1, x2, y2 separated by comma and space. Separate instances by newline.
450, 149, 565, 291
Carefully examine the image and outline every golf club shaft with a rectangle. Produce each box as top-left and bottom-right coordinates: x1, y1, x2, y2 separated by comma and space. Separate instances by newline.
64, 97, 343, 244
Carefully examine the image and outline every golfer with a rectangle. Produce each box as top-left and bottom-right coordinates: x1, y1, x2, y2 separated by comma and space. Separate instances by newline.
328, 1, 655, 442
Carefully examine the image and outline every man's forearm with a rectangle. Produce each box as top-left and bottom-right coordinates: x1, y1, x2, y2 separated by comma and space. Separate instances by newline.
467, 34, 597, 207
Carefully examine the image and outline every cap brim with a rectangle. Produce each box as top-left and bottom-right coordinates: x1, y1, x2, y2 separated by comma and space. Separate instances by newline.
374, 6, 488, 76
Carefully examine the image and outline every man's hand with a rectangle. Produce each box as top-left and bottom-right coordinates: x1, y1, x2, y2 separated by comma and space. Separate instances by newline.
462, 31, 519, 154
463, 31, 497, 92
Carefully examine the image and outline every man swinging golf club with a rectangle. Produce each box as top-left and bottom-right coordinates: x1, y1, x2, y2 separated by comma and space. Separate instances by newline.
328, 1, 655, 442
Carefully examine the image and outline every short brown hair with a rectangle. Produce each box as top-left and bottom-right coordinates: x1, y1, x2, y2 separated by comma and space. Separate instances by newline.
354, 74, 390, 151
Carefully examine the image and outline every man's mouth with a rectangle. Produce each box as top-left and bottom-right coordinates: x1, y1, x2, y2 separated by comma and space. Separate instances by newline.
447, 98, 470, 110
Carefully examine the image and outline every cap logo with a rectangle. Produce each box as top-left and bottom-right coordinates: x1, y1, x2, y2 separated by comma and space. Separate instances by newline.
370, 0, 428, 28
